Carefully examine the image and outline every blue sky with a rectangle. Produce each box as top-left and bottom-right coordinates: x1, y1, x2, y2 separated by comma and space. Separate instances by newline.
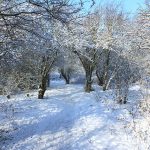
80, 0, 146, 14
112, 0, 145, 13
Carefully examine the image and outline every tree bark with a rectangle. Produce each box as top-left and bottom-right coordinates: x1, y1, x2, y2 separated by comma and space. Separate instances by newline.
85, 69, 93, 92
66, 77, 70, 84
38, 53, 57, 99
73, 50, 95, 92
102, 49, 110, 91
38, 74, 48, 99
47, 74, 50, 87
96, 70, 104, 86
60, 68, 70, 84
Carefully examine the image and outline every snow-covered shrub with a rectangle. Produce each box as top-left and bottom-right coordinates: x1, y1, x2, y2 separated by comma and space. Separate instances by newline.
125, 83, 150, 149
96, 49, 140, 104
96, 50, 140, 90
3, 71, 38, 95
0, 98, 15, 144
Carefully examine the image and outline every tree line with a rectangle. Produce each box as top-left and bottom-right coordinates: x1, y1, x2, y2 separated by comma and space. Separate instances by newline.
0, 0, 149, 102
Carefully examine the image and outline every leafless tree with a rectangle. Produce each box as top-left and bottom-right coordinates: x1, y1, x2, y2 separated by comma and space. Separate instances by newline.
0, 0, 95, 98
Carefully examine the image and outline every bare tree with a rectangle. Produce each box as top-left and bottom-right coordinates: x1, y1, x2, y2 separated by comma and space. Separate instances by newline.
70, 11, 101, 92
38, 50, 58, 99
0, 0, 95, 98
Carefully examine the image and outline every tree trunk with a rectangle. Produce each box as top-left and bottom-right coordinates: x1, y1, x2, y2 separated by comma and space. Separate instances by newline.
66, 77, 70, 84
37, 53, 57, 99
73, 50, 95, 92
102, 49, 110, 91
38, 75, 48, 99
102, 72, 108, 91
60, 68, 70, 84
85, 70, 93, 92
64, 74, 70, 84
47, 74, 50, 87
96, 70, 104, 86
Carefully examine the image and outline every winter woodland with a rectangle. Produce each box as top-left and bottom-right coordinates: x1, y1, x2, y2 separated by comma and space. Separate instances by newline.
0, 0, 150, 150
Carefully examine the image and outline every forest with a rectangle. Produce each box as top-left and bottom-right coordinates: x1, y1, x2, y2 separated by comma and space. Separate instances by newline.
0, 0, 150, 150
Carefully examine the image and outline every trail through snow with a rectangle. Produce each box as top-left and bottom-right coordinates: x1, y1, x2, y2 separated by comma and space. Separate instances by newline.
1, 81, 140, 150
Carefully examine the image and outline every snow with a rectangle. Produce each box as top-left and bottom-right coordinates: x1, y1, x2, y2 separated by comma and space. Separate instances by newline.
0, 81, 148, 150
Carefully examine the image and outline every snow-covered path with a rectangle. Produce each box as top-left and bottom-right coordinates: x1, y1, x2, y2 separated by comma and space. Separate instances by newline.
1, 82, 139, 150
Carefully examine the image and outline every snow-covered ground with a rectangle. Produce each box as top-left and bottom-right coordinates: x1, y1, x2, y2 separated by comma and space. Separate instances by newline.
0, 81, 149, 150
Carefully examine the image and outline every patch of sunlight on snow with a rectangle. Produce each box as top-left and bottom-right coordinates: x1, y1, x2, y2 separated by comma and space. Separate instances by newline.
72, 115, 102, 137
